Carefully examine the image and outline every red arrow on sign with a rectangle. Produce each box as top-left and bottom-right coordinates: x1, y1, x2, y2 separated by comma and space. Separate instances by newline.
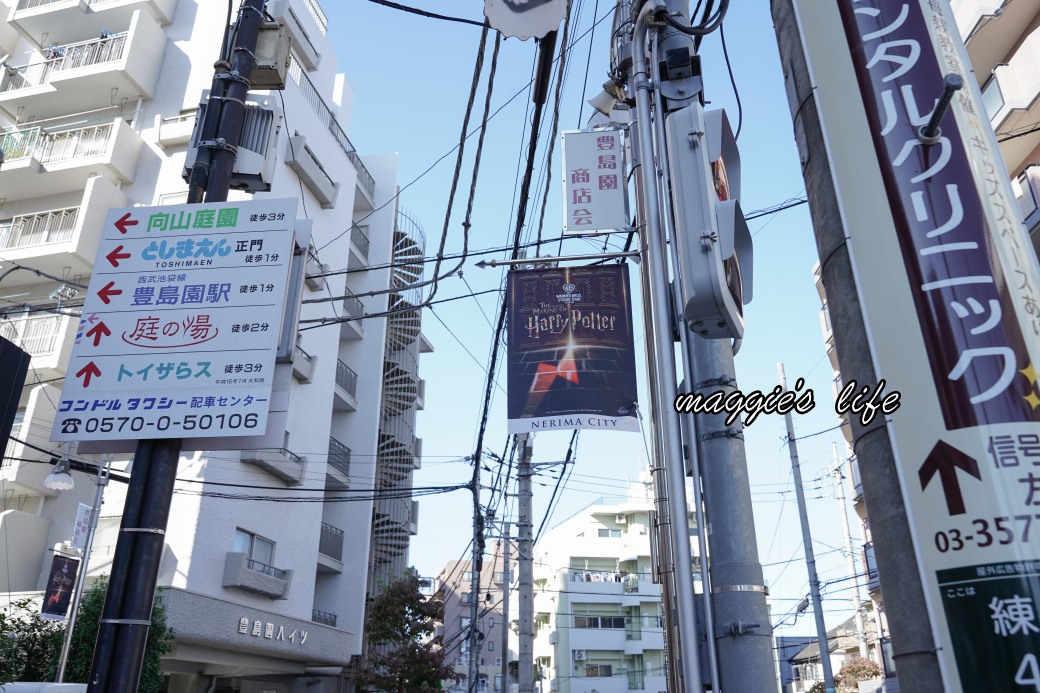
85, 321, 111, 347
115, 212, 138, 235
918, 440, 982, 516
97, 281, 122, 305
105, 245, 132, 268
76, 361, 101, 387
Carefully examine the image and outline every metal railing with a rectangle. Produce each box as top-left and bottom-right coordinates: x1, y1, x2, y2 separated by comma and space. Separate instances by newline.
0, 127, 42, 161
327, 436, 351, 477
311, 609, 337, 627
294, 343, 314, 364
319, 521, 344, 560
0, 313, 63, 356
2, 34, 127, 92
0, 207, 79, 249
343, 295, 363, 318
245, 558, 290, 580
1, 122, 114, 165
273, 447, 304, 465
335, 359, 357, 397
350, 224, 370, 259
286, 55, 375, 198
301, 0, 328, 35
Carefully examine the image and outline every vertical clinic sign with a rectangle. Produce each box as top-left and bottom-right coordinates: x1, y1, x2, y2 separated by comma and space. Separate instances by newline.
562, 130, 629, 233
506, 265, 639, 433
795, 0, 1040, 690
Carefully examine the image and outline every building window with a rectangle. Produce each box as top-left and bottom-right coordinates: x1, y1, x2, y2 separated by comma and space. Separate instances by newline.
461, 592, 471, 605
233, 528, 276, 572
462, 617, 471, 630
574, 615, 626, 629
487, 640, 495, 652
585, 664, 613, 677
597, 528, 621, 538
489, 617, 496, 628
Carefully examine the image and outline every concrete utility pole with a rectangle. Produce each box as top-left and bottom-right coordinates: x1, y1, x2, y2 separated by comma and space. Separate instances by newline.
517, 435, 534, 693
468, 534, 481, 692
87, 2, 267, 690
501, 536, 511, 693
832, 443, 869, 661
770, 2, 945, 689
627, 2, 706, 689
779, 363, 835, 693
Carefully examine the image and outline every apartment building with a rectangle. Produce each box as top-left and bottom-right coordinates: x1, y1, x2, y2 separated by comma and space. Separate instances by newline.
952, 0, 1040, 255
0, 1, 426, 691
529, 479, 698, 693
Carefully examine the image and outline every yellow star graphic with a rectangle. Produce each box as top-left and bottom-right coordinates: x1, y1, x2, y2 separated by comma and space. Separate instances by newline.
1021, 362, 1040, 387
1026, 391, 1040, 411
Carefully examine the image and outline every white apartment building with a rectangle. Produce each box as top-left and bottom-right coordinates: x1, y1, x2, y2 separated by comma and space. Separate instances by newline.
0, 1, 427, 691
530, 478, 699, 693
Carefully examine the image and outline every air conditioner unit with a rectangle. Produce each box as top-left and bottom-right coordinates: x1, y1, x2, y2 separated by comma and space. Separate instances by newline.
573, 650, 586, 661
182, 91, 282, 193
615, 514, 627, 524
496, 657, 502, 666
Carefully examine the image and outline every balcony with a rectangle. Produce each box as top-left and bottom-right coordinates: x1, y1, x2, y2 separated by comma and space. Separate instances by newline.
9, 0, 175, 47
311, 609, 337, 628
268, 0, 325, 70
304, 246, 329, 290
333, 358, 358, 411
157, 111, 196, 149
340, 294, 364, 340
952, 0, 1040, 87
240, 447, 306, 486
863, 541, 880, 593
317, 521, 344, 573
286, 134, 340, 208
286, 55, 375, 204
348, 223, 370, 269
292, 343, 316, 383
0, 11, 165, 121
850, 455, 863, 503
984, 28, 1040, 170
222, 551, 292, 599
0, 118, 142, 201
0, 311, 74, 377
326, 436, 351, 489
0, 176, 126, 279
1014, 165, 1040, 238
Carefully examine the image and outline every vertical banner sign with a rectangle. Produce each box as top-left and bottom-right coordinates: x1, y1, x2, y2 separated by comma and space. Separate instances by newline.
50, 198, 297, 442
71, 502, 92, 550
40, 555, 79, 620
562, 130, 629, 233
795, 0, 1040, 690
507, 265, 638, 433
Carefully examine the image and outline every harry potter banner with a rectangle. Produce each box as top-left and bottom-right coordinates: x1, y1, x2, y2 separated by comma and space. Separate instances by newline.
507, 265, 639, 433
40, 555, 79, 620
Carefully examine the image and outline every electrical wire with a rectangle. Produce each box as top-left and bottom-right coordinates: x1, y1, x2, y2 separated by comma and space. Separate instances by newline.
365, 0, 486, 27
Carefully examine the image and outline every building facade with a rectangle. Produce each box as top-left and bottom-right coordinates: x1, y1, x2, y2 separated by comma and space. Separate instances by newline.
0, 1, 426, 691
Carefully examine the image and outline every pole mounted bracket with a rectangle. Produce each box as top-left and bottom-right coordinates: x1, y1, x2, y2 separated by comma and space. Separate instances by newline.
213, 70, 251, 87
122, 527, 166, 535
198, 138, 238, 155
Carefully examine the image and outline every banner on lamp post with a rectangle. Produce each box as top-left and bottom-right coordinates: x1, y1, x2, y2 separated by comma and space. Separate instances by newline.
562, 129, 629, 233
70, 503, 92, 550
507, 265, 639, 433
40, 555, 79, 621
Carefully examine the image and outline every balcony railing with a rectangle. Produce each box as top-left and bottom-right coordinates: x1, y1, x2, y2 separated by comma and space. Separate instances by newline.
245, 558, 290, 580
0, 207, 79, 249
311, 608, 337, 627
1, 122, 114, 166
319, 521, 344, 561
286, 55, 375, 198
0, 313, 63, 356
328, 436, 351, 477
2, 34, 127, 92
302, 0, 328, 35
351, 224, 370, 259
343, 295, 363, 318
0, 127, 42, 160
864, 540, 880, 591
336, 358, 358, 397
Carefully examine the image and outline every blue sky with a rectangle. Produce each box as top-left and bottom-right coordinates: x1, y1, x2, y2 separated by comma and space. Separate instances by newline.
328, 2, 864, 638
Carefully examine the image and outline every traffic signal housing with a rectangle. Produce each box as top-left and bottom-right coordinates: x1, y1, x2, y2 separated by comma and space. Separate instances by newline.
665, 104, 753, 340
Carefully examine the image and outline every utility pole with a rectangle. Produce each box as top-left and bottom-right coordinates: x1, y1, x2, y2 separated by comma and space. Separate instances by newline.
779, 363, 834, 693
501, 535, 511, 693
831, 443, 869, 661
626, 3, 708, 690
770, 2, 946, 690
517, 435, 534, 693
87, 2, 267, 690
468, 504, 482, 692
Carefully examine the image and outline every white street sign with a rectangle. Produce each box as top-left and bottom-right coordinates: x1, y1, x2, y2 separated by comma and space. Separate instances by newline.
51, 198, 297, 441
562, 130, 629, 234
484, 0, 567, 40
70, 503, 91, 550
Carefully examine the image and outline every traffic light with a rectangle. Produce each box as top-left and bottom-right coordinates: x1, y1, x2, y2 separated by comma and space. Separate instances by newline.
665, 104, 753, 340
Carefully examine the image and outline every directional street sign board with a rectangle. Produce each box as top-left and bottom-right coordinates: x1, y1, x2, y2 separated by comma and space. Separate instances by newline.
51, 198, 297, 442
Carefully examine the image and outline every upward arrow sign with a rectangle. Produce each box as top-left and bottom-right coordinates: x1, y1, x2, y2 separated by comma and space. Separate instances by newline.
918, 440, 982, 516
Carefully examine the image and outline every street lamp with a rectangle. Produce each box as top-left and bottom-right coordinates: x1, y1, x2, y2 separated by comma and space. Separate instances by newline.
44, 451, 111, 683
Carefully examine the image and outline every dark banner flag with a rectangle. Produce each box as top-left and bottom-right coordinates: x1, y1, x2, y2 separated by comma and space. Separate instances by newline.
40, 555, 79, 621
507, 265, 639, 433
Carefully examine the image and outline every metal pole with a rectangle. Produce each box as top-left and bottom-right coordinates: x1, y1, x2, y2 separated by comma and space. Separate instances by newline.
468, 497, 481, 693
769, 3, 946, 688
88, 3, 265, 690
832, 444, 869, 661
630, 2, 704, 688
517, 436, 534, 693
500, 536, 510, 693
779, 363, 835, 693
55, 455, 110, 682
